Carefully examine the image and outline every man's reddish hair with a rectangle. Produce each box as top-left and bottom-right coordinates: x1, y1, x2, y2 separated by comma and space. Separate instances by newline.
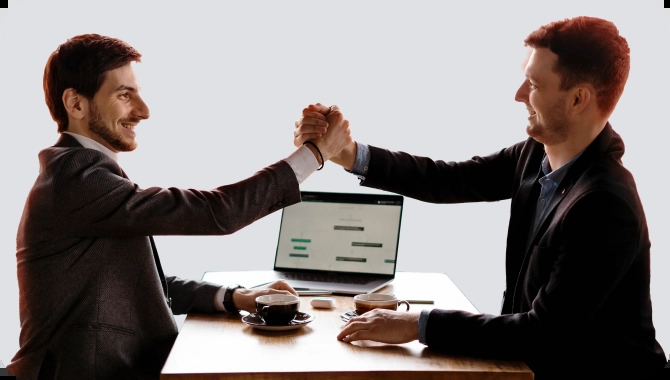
524, 16, 630, 117
43, 34, 142, 133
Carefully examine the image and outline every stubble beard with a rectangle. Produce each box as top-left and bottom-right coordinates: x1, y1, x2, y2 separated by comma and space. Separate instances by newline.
526, 98, 569, 146
88, 102, 138, 152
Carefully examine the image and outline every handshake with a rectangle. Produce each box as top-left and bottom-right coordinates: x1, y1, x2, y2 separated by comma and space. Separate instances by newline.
293, 103, 357, 171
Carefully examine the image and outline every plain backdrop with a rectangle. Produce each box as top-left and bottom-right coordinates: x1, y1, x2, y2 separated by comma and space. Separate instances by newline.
1, 0, 668, 365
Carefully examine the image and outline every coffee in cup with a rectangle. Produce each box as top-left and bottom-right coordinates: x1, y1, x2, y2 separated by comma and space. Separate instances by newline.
353, 294, 410, 315
255, 294, 299, 325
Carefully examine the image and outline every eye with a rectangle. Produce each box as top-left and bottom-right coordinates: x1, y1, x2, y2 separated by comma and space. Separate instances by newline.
528, 80, 537, 90
119, 92, 130, 99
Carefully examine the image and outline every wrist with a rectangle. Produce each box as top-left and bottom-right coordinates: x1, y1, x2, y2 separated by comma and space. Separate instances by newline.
303, 141, 324, 170
223, 284, 245, 314
330, 141, 357, 170
304, 142, 323, 165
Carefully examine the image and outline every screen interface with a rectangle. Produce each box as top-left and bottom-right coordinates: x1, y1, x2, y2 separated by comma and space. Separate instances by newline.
275, 192, 402, 275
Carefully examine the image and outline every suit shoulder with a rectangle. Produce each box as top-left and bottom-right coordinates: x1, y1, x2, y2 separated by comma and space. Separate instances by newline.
568, 171, 645, 229
38, 146, 123, 187
581, 157, 640, 204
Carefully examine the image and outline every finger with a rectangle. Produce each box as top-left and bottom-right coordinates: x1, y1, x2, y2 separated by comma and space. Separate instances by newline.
329, 105, 340, 113
337, 320, 369, 340
346, 315, 369, 324
269, 280, 299, 296
341, 330, 374, 343
297, 116, 329, 128
326, 110, 343, 124
305, 104, 330, 116
268, 289, 291, 296
302, 107, 326, 120
268, 280, 290, 289
337, 320, 370, 340
294, 125, 328, 138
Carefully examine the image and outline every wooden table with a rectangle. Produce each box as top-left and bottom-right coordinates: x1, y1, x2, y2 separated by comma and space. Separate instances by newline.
161, 271, 534, 379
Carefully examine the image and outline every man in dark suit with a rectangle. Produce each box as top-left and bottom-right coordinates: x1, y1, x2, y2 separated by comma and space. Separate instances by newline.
296, 16, 666, 379
7, 34, 351, 379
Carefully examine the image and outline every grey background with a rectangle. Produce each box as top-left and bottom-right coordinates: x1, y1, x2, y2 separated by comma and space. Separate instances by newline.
0, 0, 668, 365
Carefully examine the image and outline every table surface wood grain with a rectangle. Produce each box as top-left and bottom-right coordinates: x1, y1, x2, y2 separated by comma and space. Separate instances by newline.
160, 271, 534, 380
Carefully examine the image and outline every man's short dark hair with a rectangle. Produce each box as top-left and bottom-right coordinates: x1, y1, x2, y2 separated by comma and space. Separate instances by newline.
43, 34, 142, 133
524, 16, 630, 117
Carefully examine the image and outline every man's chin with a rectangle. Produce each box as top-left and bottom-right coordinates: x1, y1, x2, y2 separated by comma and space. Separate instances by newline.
526, 125, 547, 144
107, 139, 138, 153
119, 142, 138, 152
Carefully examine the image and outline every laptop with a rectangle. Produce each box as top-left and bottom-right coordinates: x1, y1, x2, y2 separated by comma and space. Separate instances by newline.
269, 191, 404, 295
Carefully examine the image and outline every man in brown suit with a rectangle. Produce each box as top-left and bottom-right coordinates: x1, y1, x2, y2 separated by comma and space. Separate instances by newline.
8, 34, 351, 379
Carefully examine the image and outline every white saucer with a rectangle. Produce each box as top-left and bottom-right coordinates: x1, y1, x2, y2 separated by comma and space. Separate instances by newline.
242, 312, 314, 331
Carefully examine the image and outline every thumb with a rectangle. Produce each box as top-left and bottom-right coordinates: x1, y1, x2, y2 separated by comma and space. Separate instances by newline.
308, 103, 331, 115
269, 289, 292, 295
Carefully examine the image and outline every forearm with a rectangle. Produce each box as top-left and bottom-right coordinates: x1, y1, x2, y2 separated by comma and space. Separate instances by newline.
330, 141, 357, 171
56, 151, 301, 237
284, 144, 320, 184
360, 145, 519, 204
166, 276, 222, 315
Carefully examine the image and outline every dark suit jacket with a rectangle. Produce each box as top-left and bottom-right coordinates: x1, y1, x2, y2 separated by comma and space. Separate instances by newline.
8, 134, 301, 379
361, 124, 666, 379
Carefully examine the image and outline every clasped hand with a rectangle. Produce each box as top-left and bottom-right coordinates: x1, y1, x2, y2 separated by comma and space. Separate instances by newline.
292, 104, 420, 344
294, 103, 355, 168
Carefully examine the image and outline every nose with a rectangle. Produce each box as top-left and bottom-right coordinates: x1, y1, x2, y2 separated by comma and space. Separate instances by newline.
132, 95, 150, 120
515, 80, 529, 104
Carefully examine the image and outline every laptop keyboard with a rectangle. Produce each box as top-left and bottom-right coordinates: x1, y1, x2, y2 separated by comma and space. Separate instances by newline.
279, 272, 372, 285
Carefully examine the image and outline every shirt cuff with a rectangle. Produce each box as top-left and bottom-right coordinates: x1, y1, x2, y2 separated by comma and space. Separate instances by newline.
418, 309, 430, 345
214, 286, 227, 312
345, 142, 370, 182
284, 145, 320, 184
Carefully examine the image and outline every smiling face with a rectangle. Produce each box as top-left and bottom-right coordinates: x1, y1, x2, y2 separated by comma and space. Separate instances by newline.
515, 48, 570, 146
84, 63, 150, 152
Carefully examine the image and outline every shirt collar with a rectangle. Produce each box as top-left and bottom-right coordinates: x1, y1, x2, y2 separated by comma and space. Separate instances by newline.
62, 132, 119, 162
540, 151, 583, 185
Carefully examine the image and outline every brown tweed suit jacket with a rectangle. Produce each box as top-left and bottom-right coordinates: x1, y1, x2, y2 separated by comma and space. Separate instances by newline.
8, 134, 301, 379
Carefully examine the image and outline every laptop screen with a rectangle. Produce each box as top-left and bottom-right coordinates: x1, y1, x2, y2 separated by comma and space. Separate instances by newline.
274, 191, 403, 276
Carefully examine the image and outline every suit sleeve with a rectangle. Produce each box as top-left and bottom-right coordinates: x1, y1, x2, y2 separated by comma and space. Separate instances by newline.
423, 190, 641, 360
361, 142, 525, 203
51, 149, 301, 237
165, 276, 221, 315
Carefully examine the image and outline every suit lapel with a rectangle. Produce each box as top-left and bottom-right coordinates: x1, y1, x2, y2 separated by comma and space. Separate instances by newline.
525, 179, 573, 252
56, 133, 171, 308
524, 123, 614, 250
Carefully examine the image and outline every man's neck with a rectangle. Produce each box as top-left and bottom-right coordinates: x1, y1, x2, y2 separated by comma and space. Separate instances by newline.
63, 131, 119, 162
544, 120, 607, 170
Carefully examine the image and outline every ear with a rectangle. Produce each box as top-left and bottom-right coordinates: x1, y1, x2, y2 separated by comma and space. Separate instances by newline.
62, 88, 89, 120
569, 85, 592, 115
